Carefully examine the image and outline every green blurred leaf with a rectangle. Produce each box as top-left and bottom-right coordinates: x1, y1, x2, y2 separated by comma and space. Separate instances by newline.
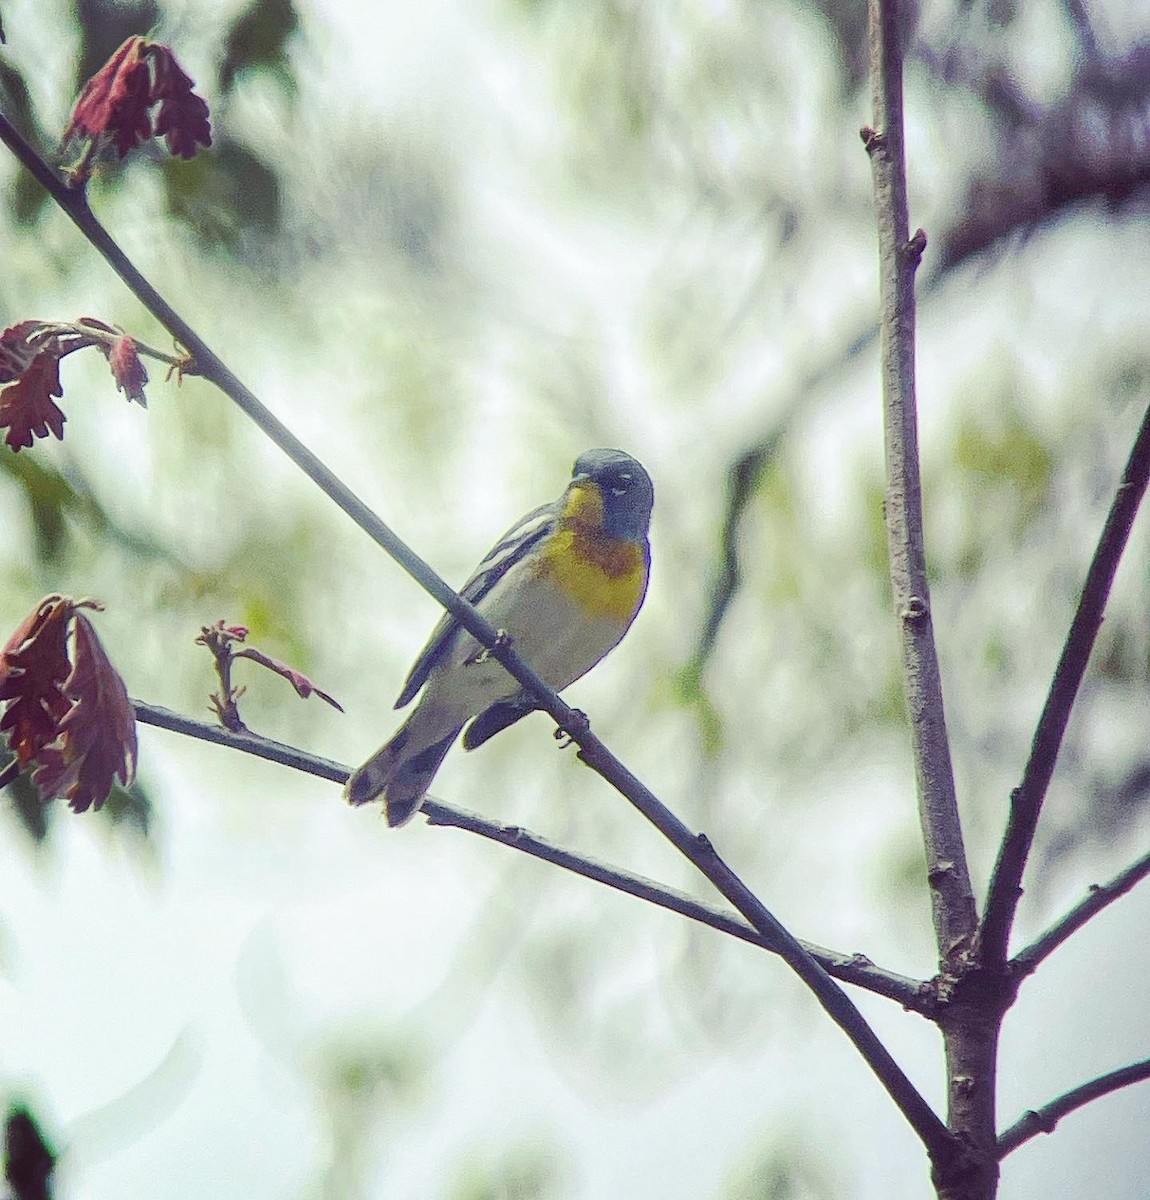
74, 0, 159, 93
952, 413, 1054, 527
0, 453, 177, 567
448, 1142, 569, 1200
100, 778, 153, 843
669, 660, 725, 756
724, 1127, 840, 1200
4, 765, 52, 845
2, 765, 153, 849
0, 61, 51, 225
0, 454, 89, 563
219, 0, 300, 94
161, 136, 281, 249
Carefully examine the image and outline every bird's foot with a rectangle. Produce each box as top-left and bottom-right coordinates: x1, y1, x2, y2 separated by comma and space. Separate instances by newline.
470, 628, 514, 665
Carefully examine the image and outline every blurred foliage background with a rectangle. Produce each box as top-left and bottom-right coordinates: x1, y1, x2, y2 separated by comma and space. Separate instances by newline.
2, 0, 1150, 1197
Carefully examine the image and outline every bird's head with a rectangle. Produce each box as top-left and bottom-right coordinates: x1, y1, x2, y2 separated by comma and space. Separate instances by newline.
565, 449, 654, 542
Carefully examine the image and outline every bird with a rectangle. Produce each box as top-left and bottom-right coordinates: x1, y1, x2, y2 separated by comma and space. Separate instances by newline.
344, 448, 654, 827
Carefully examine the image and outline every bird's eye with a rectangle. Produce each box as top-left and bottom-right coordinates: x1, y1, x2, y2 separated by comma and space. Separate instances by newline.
609, 473, 632, 496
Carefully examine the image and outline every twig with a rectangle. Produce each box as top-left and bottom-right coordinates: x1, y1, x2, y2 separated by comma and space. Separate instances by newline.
1010, 848, 1150, 981
981, 397, 1150, 967
132, 699, 936, 1013
864, 0, 978, 967
997, 1058, 1150, 1157
0, 108, 952, 1161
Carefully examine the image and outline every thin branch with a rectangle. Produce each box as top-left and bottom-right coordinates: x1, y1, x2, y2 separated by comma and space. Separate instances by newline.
1010, 847, 1150, 982
997, 1058, 1150, 1158
981, 397, 1150, 967
132, 699, 936, 1013
0, 108, 953, 1162
864, 0, 978, 967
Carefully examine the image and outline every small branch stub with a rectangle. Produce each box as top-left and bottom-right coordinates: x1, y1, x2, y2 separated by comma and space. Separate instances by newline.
906, 228, 928, 267
900, 595, 929, 621
554, 708, 589, 748
860, 125, 887, 156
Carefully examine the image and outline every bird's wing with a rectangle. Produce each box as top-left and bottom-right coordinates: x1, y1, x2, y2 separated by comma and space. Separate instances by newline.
393, 500, 558, 708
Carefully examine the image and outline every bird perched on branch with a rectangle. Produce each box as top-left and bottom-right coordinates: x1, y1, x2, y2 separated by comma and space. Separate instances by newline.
345, 448, 654, 827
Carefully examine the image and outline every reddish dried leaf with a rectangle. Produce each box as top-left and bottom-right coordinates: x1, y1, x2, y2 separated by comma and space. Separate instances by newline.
63, 37, 154, 158
33, 613, 137, 813
0, 321, 49, 384
104, 335, 149, 406
145, 44, 212, 158
64, 37, 211, 178
0, 353, 66, 451
0, 596, 74, 767
234, 646, 345, 712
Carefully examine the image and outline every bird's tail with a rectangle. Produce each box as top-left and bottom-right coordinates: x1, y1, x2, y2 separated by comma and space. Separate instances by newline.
344, 708, 464, 827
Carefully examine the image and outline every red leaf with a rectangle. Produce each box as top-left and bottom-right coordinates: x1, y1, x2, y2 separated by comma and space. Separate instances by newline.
145, 44, 212, 158
233, 646, 345, 712
0, 321, 48, 384
103, 335, 149, 406
0, 353, 66, 451
33, 613, 137, 813
0, 596, 74, 767
63, 37, 211, 178
63, 37, 154, 158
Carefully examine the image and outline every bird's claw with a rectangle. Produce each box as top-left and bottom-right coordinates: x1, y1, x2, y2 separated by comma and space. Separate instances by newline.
471, 629, 513, 665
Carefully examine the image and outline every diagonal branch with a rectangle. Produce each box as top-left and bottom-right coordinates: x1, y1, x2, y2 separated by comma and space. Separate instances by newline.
1009, 847, 1150, 982
131, 700, 936, 1013
864, 0, 978, 968
0, 108, 953, 1162
997, 1058, 1150, 1157
981, 398, 1150, 967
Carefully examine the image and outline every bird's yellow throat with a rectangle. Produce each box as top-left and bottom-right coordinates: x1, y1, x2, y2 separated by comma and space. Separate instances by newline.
531, 483, 648, 620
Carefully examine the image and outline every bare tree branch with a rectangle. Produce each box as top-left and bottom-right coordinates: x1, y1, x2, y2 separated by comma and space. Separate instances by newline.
997, 1058, 1150, 1158
864, 0, 977, 971
981, 398, 1150, 968
866, 3, 998, 1193
1010, 848, 1150, 982
130, 700, 936, 1013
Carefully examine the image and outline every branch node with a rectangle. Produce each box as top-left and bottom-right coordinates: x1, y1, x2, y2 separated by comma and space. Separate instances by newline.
860, 125, 886, 156
900, 595, 929, 622
953, 1073, 975, 1098
905, 227, 928, 266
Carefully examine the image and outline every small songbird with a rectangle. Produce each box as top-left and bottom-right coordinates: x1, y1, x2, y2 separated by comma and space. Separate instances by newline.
345, 449, 654, 826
